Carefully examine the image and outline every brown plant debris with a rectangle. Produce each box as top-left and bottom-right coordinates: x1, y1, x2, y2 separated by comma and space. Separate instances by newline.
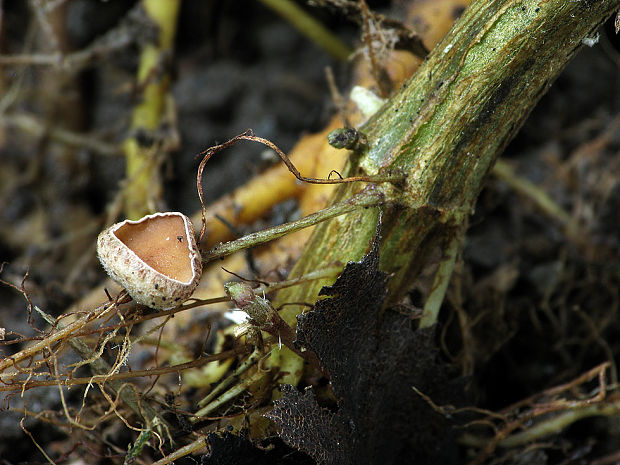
267, 222, 460, 464
312, 0, 429, 59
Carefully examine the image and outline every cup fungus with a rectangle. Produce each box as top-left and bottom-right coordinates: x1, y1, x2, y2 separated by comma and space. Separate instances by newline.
97, 212, 202, 310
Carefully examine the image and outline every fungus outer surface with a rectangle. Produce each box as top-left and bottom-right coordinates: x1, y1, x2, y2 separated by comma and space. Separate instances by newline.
97, 212, 202, 310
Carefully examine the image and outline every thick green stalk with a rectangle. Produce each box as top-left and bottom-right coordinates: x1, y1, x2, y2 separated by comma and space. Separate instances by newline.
273, 0, 618, 354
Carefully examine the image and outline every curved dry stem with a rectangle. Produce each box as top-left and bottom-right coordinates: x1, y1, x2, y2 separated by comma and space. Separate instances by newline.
0, 302, 118, 375
195, 129, 403, 242
0, 349, 243, 393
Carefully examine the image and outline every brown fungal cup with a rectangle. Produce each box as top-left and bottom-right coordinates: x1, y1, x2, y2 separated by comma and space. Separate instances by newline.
97, 212, 202, 310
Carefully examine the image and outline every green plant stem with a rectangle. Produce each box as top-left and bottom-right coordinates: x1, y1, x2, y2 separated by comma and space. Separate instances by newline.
420, 231, 462, 328
277, 0, 620, 316
192, 367, 267, 420
150, 436, 206, 465
259, 0, 352, 61
267, 0, 620, 387
256, 265, 344, 294
196, 349, 262, 409
203, 187, 384, 262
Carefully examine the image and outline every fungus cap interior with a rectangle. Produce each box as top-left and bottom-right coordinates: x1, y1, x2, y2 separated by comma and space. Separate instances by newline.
115, 215, 194, 283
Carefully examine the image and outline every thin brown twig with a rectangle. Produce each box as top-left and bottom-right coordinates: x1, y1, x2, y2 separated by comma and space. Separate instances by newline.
0, 264, 42, 334
467, 362, 612, 465
359, 0, 387, 98
325, 66, 351, 127
0, 305, 115, 373
0, 113, 121, 156
195, 129, 402, 242
0, 349, 243, 393
221, 267, 270, 286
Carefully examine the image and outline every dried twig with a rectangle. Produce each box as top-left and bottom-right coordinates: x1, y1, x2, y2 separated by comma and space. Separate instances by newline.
195, 129, 403, 242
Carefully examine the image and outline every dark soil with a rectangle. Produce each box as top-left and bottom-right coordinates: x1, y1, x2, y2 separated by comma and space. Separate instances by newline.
0, 1, 618, 464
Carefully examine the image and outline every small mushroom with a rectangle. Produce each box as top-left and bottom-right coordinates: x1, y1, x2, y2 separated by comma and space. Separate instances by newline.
97, 212, 202, 310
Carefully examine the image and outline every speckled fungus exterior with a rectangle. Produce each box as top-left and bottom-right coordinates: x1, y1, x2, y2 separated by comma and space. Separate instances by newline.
97, 212, 202, 310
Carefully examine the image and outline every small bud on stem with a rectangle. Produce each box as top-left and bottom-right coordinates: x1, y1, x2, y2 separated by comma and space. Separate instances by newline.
225, 281, 323, 370
327, 127, 368, 151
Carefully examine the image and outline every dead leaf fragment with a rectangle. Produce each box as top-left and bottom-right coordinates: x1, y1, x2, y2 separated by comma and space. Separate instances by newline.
268, 224, 460, 464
